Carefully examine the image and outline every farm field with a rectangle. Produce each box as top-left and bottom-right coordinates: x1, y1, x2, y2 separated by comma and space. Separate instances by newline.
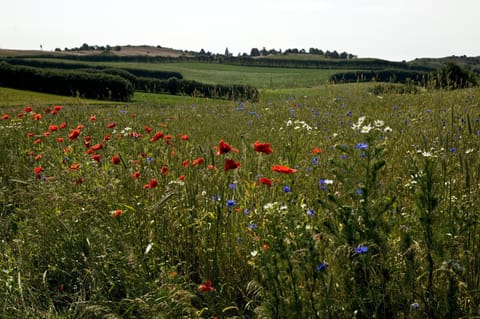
1, 77, 480, 318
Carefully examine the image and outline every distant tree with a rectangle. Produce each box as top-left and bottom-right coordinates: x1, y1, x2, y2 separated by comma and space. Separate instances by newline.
55, 48, 61, 52
250, 48, 260, 57
430, 62, 478, 89
260, 47, 268, 56
80, 43, 90, 51
224, 47, 231, 57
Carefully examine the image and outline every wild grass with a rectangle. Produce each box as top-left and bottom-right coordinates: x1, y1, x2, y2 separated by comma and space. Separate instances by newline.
1, 85, 480, 318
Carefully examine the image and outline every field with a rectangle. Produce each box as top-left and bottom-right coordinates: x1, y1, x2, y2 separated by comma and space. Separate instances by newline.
1, 69, 480, 319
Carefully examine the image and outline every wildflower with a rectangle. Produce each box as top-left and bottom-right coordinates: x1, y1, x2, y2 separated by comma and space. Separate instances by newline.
360, 124, 372, 134
248, 223, 258, 230
283, 186, 291, 193
150, 131, 164, 142
192, 157, 204, 166
384, 126, 393, 133
89, 115, 96, 121
2, 114, 9, 120
356, 188, 363, 196
374, 119, 385, 127
253, 141, 273, 154
227, 199, 236, 208
34, 113, 42, 121
355, 245, 369, 254
143, 179, 158, 189
306, 209, 315, 216
161, 165, 168, 175
144, 126, 152, 133
92, 154, 101, 162
311, 147, 323, 154
69, 163, 80, 170
224, 159, 241, 172
355, 142, 368, 150
410, 302, 420, 311
91, 143, 103, 151
449, 147, 457, 153
107, 122, 116, 129
68, 129, 81, 140
131, 171, 140, 179
199, 280, 214, 292
60, 122, 67, 129
53, 105, 63, 112
146, 157, 153, 164
272, 165, 297, 174
229, 183, 236, 189
24, 106, 32, 113
181, 134, 189, 140
111, 155, 121, 165
111, 209, 123, 218
216, 140, 239, 155
259, 177, 272, 186
34, 166, 43, 174
48, 125, 58, 132
316, 262, 328, 272
35, 154, 42, 161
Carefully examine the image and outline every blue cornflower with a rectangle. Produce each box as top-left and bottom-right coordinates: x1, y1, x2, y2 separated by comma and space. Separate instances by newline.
316, 262, 328, 272
283, 186, 291, 193
229, 183, 236, 189
243, 208, 251, 215
356, 188, 363, 196
146, 157, 153, 164
226, 199, 236, 208
355, 245, 369, 254
355, 142, 368, 150
311, 157, 319, 166
306, 209, 315, 217
341, 154, 348, 160
450, 147, 457, 153
248, 223, 258, 230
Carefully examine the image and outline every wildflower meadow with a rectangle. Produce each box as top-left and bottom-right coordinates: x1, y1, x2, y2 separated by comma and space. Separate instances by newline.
1, 85, 480, 318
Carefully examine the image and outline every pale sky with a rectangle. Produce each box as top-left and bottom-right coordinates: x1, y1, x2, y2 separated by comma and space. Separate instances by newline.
1, 0, 479, 61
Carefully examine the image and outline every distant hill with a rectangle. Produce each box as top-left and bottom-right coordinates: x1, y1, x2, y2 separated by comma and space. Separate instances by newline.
410, 56, 480, 75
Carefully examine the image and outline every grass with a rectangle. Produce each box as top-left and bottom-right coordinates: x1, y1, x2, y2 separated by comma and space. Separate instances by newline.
1, 84, 480, 318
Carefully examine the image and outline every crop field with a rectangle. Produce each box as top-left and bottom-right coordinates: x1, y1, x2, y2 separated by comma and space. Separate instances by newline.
1, 82, 480, 318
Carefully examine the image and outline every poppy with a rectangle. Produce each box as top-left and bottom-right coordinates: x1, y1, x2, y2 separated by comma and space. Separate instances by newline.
49, 125, 58, 132
199, 280, 214, 292
56, 137, 64, 143
254, 141, 273, 154
179, 175, 186, 181
161, 165, 168, 175
143, 179, 158, 189
34, 166, 43, 174
107, 122, 116, 129
272, 165, 297, 174
68, 129, 81, 140
259, 177, 273, 186
111, 209, 123, 218
27, 132, 35, 138
217, 140, 239, 155
70, 163, 80, 170
311, 147, 323, 154
103, 134, 111, 142
53, 105, 63, 112
112, 155, 121, 165
24, 106, 32, 113
181, 134, 189, 140
150, 131, 164, 142
91, 143, 103, 151
144, 126, 153, 133
182, 160, 190, 167
33, 113, 42, 121
131, 171, 141, 179
89, 115, 96, 121
35, 154, 42, 161
92, 154, 101, 162
191, 157, 205, 166
2, 114, 9, 120
224, 159, 241, 171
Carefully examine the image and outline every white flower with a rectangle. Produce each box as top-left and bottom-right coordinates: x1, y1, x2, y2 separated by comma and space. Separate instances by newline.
374, 120, 385, 127
360, 124, 372, 134
384, 126, 393, 133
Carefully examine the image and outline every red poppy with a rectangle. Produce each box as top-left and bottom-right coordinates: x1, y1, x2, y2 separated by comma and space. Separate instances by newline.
27, 132, 35, 138
2, 114, 9, 120
42, 132, 51, 136
92, 154, 101, 162
60, 122, 67, 129
34, 166, 43, 174
89, 115, 96, 121
179, 175, 186, 181
217, 140, 239, 155
181, 134, 189, 140
53, 105, 63, 112
68, 129, 81, 140
144, 126, 153, 133
131, 171, 141, 179
34, 139, 41, 144
192, 157, 205, 166
17, 113, 23, 117
272, 165, 297, 174
224, 159, 241, 171
111, 209, 123, 218
35, 154, 42, 161
57, 137, 64, 143
161, 165, 168, 175
24, 106, 32, 113
48, 125, 58, 132
76, 124, 84, 130
182, 160, 190, 167
259, 177, 273, 186
311, 147, 323, 154
254, 141, 273, 154
112, 155, 121, 165
91, 143, 103, 151
199, 280, 214, 292
143, 179, 158, 189
33, 113, 42, 121
107, 122, 116, 129
44, 107, 52, 114
103, 134, 111, 142
150, 131, 164, 142
70, 163, 80, 170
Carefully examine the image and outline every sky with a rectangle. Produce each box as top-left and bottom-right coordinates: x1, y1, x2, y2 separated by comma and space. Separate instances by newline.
1, 0, 479, 61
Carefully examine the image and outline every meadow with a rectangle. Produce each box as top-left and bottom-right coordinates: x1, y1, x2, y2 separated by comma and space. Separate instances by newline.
1, 82, 480, 318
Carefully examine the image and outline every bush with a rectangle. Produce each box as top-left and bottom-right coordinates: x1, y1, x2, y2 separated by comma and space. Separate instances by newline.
429, 63, 478, 89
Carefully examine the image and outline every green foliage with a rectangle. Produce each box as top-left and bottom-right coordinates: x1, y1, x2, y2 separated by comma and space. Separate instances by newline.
429, 62, 478, 89
1, 85, 480, 318
0, 62, 134, 101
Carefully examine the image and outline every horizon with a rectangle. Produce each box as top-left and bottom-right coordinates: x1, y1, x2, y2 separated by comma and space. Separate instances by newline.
1, 0, 479, 62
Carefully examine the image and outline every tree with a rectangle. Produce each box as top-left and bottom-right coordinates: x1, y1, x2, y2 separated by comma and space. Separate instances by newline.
430, 63, 478, 89
250, 48, 260, 57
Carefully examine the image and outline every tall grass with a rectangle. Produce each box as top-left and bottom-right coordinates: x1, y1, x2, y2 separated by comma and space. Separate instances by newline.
1, 85, 480, 318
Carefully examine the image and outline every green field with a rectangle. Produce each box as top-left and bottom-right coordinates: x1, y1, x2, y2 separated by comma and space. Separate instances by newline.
1, 59, 480, 318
